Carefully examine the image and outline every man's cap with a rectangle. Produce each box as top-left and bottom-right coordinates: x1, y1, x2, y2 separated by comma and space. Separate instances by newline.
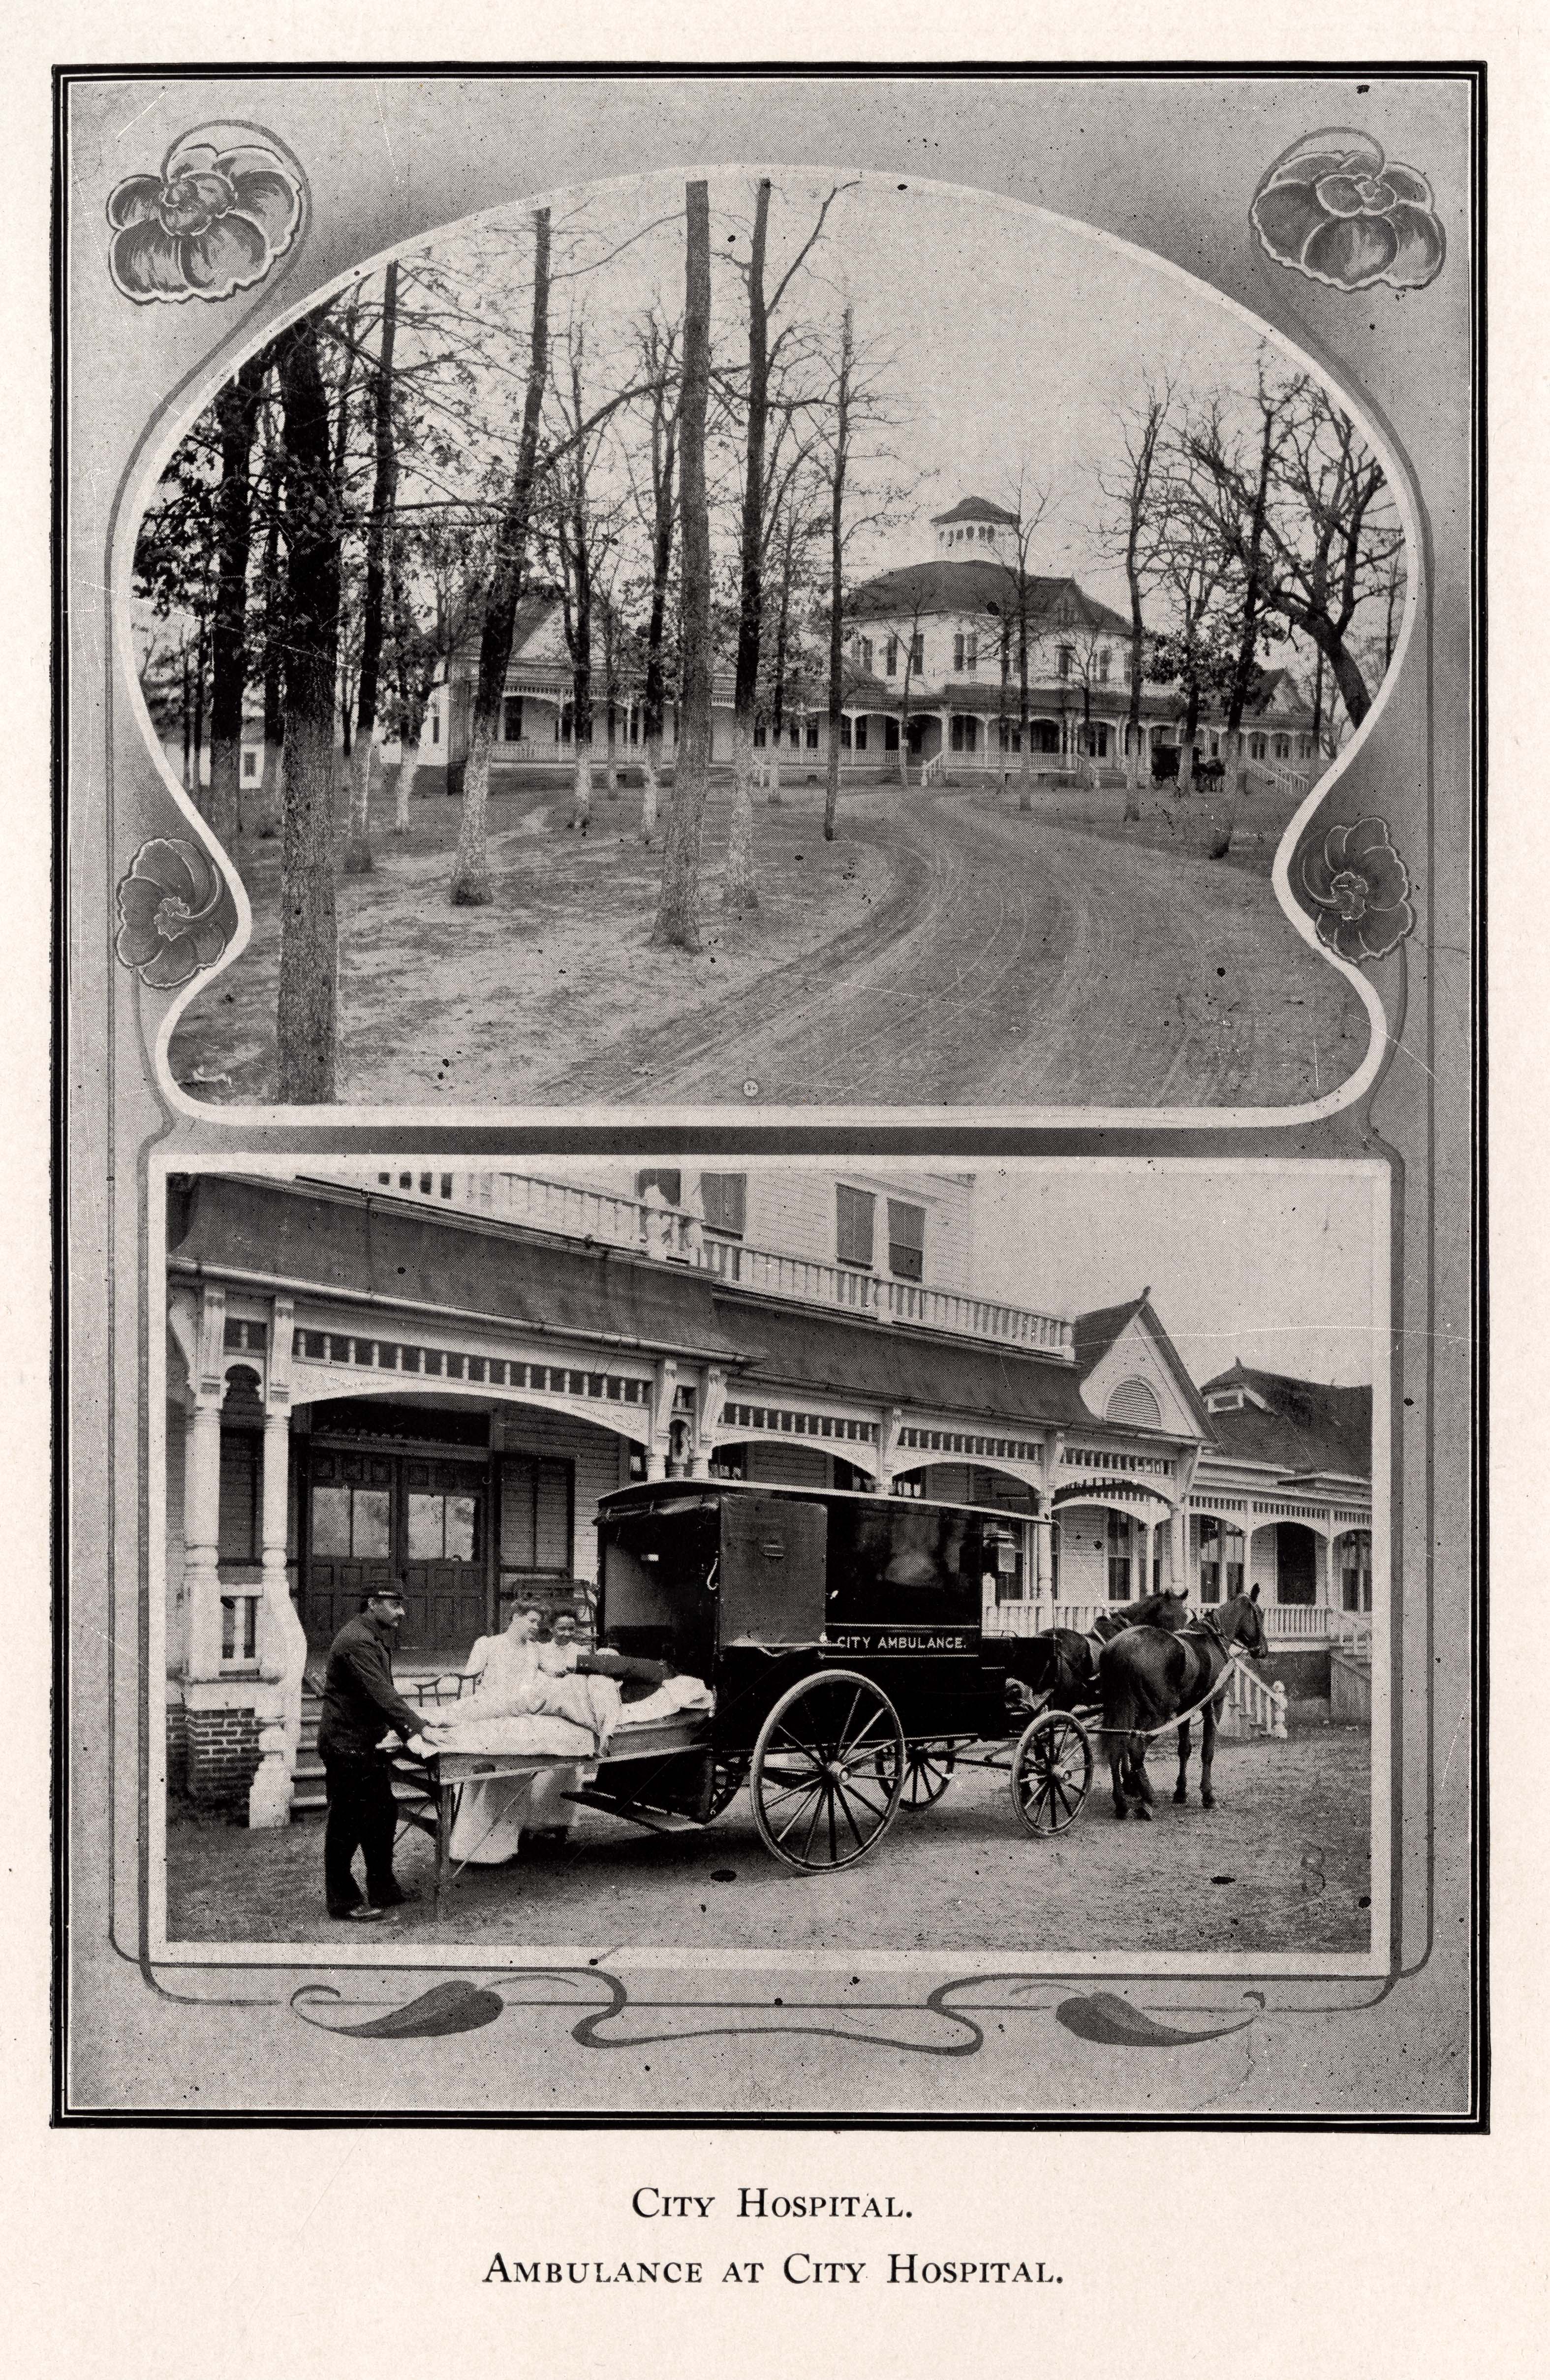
367, 1581, 407, 1605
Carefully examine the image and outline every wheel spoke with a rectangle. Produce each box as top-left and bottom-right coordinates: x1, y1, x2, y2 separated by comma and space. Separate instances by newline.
837, 1705, 890, 1761
827, 1788, 838, 1866
834, 1785, 870, 1855
773, 1784, 827, 1845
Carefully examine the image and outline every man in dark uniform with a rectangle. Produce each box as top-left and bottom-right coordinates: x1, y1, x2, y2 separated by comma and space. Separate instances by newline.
317, 1579, 437, 1921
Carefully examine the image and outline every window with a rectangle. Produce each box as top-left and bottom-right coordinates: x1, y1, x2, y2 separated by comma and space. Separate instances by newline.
1105, 1378, 1161, 1427
887, 1199, 925, 1282
1098, 648, 1111, 681
965, 632, 978, 673
854, 717, 868, 751
431, 710, 440, 746
840, 715, 852, 749
1106, 1509, 1133, 1601
753, 721, 766, 746
837, 1184, 875, 1268
884, 717, 899, 751
789, 722, 800, 748
860, 638, 874, 674
408, 1489, 480, 1562
311, 1483, 391, 1559
1058, 645, 1073, 680
1122, 649, 1132, 681
636, 1168, 682, 1206
241, 748, 258, 780
700, 1172, 746, 1237
501, 695, 524, 742
953, 632, 965, 672
806, 719, 819, 749
885, 636, 898, 677
910, 632, 924, 673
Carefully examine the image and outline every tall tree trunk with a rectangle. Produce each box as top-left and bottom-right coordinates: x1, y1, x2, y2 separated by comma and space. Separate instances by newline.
1180, 680, 1200, 793
1017, 600, 1032, 812
997, 636, 1010, 793
725, 178, 772, 906
898, 647, 913, 789
260, 463, 285, 823
208, 352, 267, 853
389, 543, 421, 833
192, 622, 208, 813
452, 209, 551, 904
1220, 398, 1277, 830
565, 515, 594, 832
344, 260, 399, 873
275, 308, 342, 1103
823, 304, 853, 843
768, 514, 794, 806
652, 182, 713, 949
181, 639, 193, 792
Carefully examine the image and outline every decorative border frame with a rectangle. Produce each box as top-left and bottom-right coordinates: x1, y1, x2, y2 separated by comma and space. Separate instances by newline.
56, 61, 1484, 2126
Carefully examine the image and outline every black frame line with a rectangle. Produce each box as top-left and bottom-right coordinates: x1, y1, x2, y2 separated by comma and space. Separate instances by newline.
51, 58, 1486, 2131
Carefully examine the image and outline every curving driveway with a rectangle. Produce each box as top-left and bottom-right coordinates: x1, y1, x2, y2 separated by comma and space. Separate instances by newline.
538, 788, 1369, 1111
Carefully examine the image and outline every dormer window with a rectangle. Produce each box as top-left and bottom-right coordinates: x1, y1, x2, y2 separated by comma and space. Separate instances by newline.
1205, 1389, 1245, 1413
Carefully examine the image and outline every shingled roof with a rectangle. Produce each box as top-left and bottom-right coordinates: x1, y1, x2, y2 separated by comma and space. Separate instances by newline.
1199, 1361, 1372, 1482
846, 560, 1130, 637
931, 495, 1021, 527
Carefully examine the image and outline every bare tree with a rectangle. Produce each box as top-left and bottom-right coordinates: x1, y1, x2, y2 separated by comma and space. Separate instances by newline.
986, 472, 1058, 813
274, 305, 343, 1103
451, 208, 552, 905
343, 261, 401, 873
723, 177, 850, 897
651, 182, 713, 950
1095, 379, 1171, 821
207, 350, 269, 853
1180, 365, 1403, 746
627, 314, 682, 843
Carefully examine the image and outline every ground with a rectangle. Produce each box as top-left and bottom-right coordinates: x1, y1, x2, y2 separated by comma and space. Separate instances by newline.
169, 767, 1367, 1109
167, 1725, 1371, 1956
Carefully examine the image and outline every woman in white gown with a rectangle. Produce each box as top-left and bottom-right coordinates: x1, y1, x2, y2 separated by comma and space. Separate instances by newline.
445, 1606, 586, 1863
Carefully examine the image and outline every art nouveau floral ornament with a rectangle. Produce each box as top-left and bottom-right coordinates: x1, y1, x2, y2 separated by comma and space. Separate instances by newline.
1299, 816, 1416, 963
107, 130, 303, 304
115, 837, 229, 989
1251, 130, 1445, 292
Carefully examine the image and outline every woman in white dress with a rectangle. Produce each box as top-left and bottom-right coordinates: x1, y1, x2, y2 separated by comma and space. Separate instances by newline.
445, 1605, 582, 1863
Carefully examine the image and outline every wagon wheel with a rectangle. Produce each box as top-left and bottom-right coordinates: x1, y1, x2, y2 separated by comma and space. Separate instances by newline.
1010, 1710, 1093, 1838
900, 1742, 956, 1811
750, 1670, 904, 1872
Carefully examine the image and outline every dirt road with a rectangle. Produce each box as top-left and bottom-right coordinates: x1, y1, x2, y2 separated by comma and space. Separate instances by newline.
168, 1728, 1371, 1958
536, 788, 1366, 1110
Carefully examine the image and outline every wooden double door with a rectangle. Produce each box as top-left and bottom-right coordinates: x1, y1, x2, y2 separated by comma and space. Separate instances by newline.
305, 1441, 492, 1655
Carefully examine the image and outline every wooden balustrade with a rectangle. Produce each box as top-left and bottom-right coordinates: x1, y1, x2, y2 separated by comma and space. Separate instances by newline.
219, 1591, 261, 1669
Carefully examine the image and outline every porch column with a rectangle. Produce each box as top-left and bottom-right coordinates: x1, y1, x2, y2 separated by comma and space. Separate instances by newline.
250, 1295, 307, 1828
183, 1391, 225, 1682
1142, 1519, 1155, 1596
1170, 1503, 1187, 1592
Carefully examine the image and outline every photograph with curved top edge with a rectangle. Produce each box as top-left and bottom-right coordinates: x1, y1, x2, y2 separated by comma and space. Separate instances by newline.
128, 167, 1408, 1113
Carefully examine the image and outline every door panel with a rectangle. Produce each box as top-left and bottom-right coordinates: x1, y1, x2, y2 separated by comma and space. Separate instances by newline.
304, 1443, 487, 1654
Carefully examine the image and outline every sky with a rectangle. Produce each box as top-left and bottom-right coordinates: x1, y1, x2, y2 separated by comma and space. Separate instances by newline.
515, 1158, 1379, 1389
412, 164, 1369, 621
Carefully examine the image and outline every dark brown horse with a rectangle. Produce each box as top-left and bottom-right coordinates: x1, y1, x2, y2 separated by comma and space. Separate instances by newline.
1016, 1591, 1190, 1711
1097, 1588, 1269, 1818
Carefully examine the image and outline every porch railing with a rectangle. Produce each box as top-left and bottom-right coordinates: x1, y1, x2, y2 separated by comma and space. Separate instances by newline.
366, 1170, 1075, 1358
219, 1590, 261, 1671
981, 1597, 1356, 1647
1223, 1663, 1289, 1739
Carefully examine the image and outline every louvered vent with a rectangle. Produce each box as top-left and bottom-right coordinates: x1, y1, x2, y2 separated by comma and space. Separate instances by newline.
1105, 1377, 1161, 1427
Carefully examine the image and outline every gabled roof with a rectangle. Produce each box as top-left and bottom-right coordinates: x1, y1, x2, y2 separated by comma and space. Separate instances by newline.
846, 561, 1130, 638
1072, 1293, 1215, 1439
1199, 1361, 1371, 1481
931, 495, 1021, 527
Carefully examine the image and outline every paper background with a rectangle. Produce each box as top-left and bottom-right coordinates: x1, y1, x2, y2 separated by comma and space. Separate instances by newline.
7, 7, 1537, 2372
